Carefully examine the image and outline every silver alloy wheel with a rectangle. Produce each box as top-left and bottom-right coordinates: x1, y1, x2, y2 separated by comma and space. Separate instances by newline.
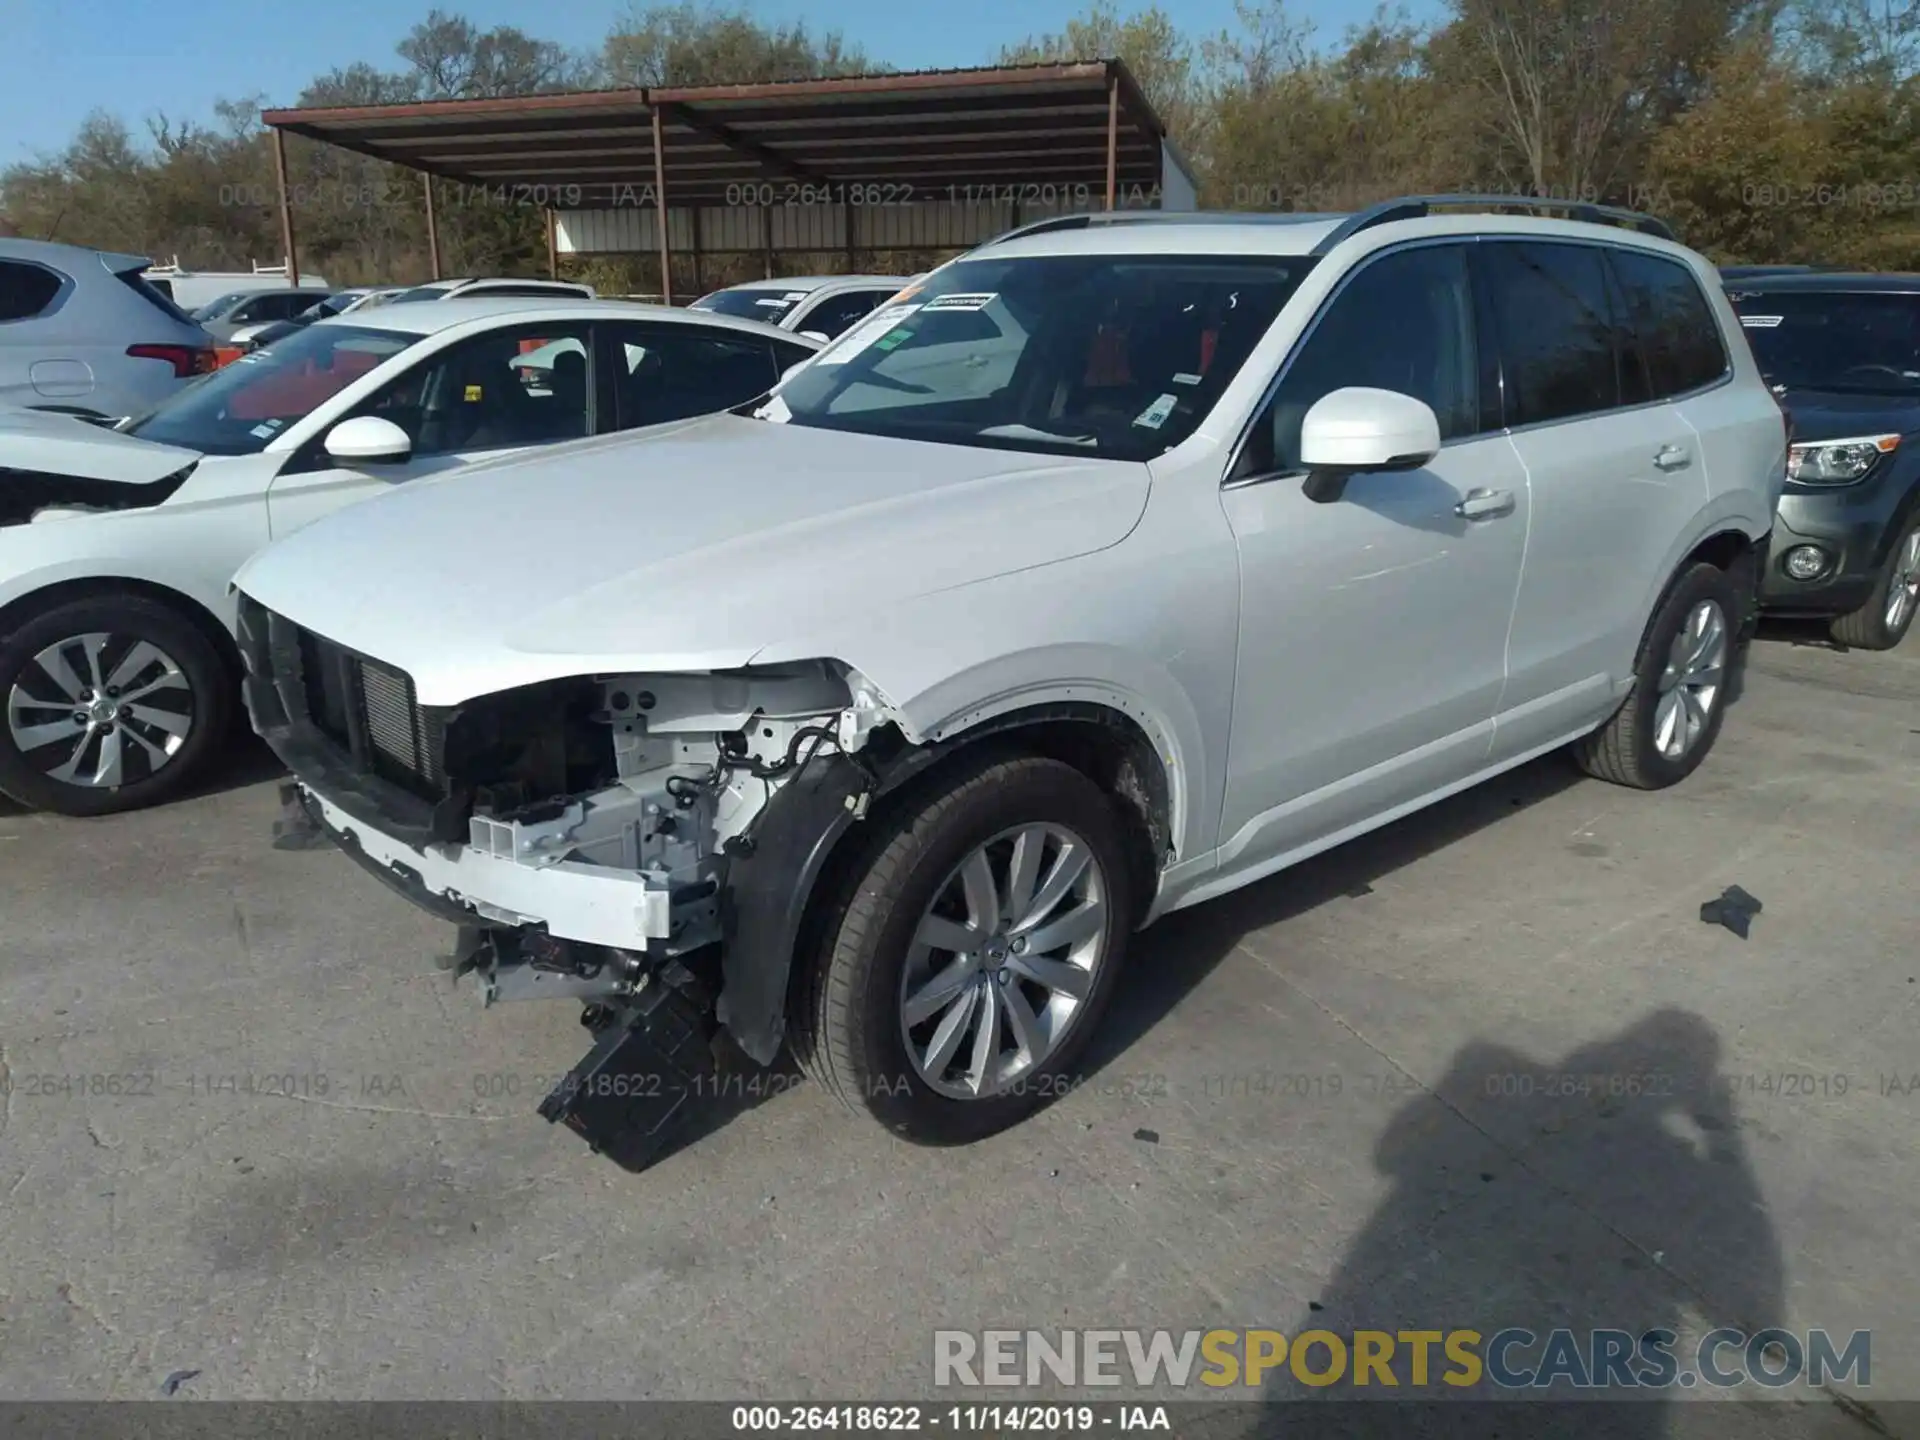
5, 632, 194, 789
1885, 526, 1920, 635
1653, 599, 1728, 761
898, 822, 1109, 1100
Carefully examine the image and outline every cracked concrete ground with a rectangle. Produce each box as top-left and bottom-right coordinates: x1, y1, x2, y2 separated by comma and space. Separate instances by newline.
0, 624, 1914, 1429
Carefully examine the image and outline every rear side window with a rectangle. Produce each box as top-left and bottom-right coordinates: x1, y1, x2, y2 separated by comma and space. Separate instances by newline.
117, 268, 195, 324
0, 260, 65, 321
1610, 250, 1727, 399
1481, 241, 1621, 426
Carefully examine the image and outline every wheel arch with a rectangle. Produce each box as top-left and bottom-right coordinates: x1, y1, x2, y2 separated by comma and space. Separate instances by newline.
722, 691, 1188, 1068
0, 575, 243, 687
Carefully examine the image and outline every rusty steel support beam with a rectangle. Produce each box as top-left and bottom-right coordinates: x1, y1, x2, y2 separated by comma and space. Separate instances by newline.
545, 208, 558, 278
1104, 73, 1119, 211
651, 106, 673, 304
272, 128, 300, 284
423, 173, 442, 279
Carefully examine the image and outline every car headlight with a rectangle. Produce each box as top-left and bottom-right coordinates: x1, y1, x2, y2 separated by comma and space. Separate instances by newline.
1787, 434, 1899, 485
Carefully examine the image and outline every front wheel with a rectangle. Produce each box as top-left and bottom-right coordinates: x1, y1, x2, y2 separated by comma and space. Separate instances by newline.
1573, 561, 1740, 790
0, 594, 231, 816
1830, 519, 1920, 651
793, 754, 1137, 1145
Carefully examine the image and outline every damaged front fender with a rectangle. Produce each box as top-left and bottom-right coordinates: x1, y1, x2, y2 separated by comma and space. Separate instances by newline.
717, 736, 944, 1065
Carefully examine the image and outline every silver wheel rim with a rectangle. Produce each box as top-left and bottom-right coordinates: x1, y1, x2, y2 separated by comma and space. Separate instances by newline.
1653, 600, 1727, 761
898, 822, 1109, 1100
1885, 527, 1920, 634
5, 632, 194, 789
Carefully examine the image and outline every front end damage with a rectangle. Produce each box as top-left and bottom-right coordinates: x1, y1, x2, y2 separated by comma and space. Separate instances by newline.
237, 597, 919, 1171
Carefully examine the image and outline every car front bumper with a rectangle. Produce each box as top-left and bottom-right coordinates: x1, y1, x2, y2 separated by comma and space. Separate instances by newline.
1760, 468, 1916, 615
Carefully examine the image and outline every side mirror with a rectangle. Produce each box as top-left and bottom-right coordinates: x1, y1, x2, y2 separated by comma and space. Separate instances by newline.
323, 414, 413, 466
797, 329, 830, 343
1297, 387, 1441, 503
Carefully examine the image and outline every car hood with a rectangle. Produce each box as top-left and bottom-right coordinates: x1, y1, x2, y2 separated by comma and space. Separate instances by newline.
235, 415, 1151, 705
0, 405, 202, 484
1775, 387, 1920, 443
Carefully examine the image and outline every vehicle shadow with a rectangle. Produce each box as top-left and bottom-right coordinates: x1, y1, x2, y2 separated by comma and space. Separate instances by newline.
1083, 750, 1587, 1077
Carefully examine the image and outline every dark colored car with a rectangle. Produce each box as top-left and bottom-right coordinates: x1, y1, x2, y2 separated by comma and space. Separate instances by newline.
1724, 272, 1920, 649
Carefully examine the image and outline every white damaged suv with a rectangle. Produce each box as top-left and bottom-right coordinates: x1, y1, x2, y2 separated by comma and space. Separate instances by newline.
233, 198, 1787, 1170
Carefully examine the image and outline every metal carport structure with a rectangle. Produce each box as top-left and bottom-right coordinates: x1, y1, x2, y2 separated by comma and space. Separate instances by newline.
259, 61, 1194, 302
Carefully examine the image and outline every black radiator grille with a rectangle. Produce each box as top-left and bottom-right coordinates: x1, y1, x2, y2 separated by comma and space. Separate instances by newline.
292, 628, 443, 797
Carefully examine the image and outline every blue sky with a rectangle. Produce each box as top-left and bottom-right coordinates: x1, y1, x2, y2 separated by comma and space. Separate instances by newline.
2, 0, 1433, 163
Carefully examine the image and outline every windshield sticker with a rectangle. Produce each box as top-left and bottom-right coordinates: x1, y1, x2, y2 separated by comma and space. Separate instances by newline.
1171, 371, 1204, 386
464, 384, 483, 401
1133, 393, 1179, 430
924, 292, 996, 312
756, 296, 795, 308
873, 329, 912, 352
815, 303, 923, 365
1741, 315, 1783, 328
782, 291, 810, 301
249, 423, 277, 439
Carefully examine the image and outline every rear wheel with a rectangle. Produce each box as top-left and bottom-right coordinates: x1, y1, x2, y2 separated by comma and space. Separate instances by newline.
1830, 520, 1920, 651
0, 594, 230, 816
1573, 562, 1739, 790
793, 754, 1136, 1145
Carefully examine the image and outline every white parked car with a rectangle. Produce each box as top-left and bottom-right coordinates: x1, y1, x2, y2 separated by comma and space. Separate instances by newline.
0, 298, 818, 815
232, 198, 1787, 1170
689, 274, 914, 341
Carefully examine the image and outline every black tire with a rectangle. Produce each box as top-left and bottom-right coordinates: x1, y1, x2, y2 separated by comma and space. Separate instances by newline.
1829, 517, 1920, 651
1573, 561, 1741, 790
0, 593, 231, 816
793, 753, 1137, 1146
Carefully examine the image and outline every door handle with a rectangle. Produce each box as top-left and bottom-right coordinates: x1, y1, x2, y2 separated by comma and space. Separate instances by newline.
1653, 444, 1692, 471
1455, 487, 1516, 521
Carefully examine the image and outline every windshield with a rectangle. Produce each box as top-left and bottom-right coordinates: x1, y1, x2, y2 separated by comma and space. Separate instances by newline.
765, 255, 1312, 460
1730, 290, 1920, 394
125, 323, 417, 455
694, 287, 806, 322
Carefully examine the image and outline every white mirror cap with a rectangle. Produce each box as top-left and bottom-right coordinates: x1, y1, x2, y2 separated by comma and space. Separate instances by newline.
324, 414, 412, 463
1299, 386, 1442, 470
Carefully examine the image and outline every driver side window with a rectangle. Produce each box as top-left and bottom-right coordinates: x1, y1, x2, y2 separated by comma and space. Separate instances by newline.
1240, 244, 1479, 477
348, 322, 594, 458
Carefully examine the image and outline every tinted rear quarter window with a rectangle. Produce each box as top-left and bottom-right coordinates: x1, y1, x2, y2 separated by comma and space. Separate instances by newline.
1482, 241, 1620, 426
1611, 249, 1727, 399
118, 268, 195, 324
0, 260, 66, 321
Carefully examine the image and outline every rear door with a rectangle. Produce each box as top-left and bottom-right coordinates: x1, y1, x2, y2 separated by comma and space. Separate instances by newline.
1613, 247, 1778, 517
1483, 240, 1705, 758
597, 320, 790, 432
265, 319, 595, 537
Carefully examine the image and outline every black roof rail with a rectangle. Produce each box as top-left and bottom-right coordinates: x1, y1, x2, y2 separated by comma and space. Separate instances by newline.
1310, 194, 1677, 254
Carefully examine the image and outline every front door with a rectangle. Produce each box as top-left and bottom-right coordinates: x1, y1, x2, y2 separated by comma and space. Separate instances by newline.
1217, 241, 1528, 873
266, 320, 595, 539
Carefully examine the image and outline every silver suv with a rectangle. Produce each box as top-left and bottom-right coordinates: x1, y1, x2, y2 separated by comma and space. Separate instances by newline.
234, 196, 1788, 1171
0, 238, 215, 422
